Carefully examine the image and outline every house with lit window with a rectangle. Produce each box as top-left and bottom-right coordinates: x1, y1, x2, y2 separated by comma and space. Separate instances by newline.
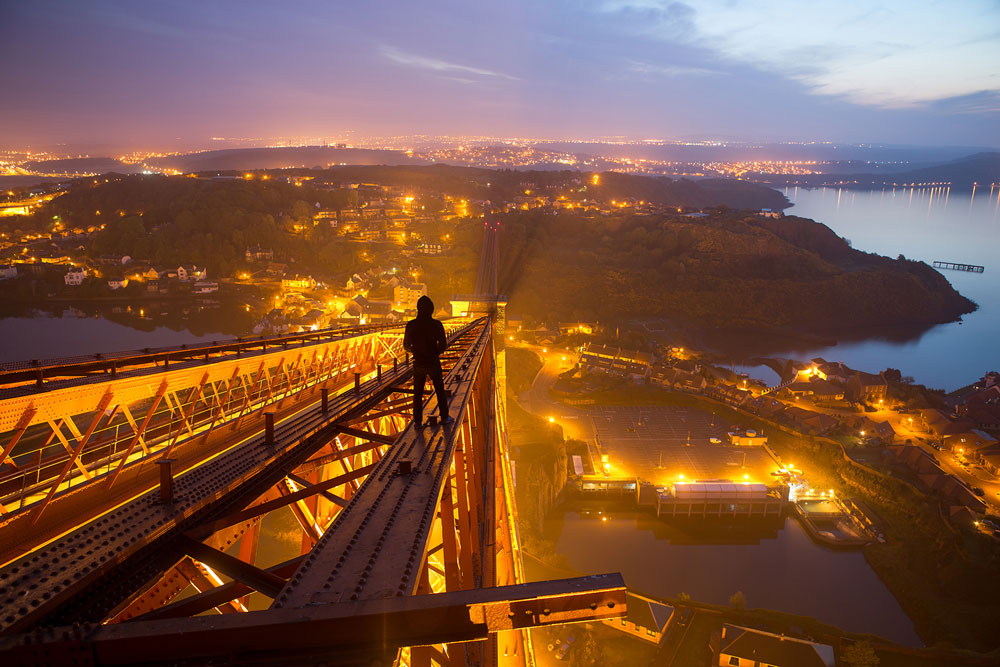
346, 273, 366, 292
394, 283, 427, 310
177, 265, 206, 282
281, 275, 316, 291
602, 592, 673, 644
718, 624, 835, 667
64, 266, 87, 286
245, 245, 274, 262
846, 372, 888, 403
580, 344, 651, 381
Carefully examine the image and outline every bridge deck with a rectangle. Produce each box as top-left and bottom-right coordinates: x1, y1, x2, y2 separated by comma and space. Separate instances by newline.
274, 321, 492, 607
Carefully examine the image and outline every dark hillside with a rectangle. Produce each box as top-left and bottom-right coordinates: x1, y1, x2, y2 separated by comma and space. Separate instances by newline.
488, 209, 975, 334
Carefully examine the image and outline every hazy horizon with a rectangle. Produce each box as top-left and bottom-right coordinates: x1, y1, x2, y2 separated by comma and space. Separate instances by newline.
2, 1, 998, 150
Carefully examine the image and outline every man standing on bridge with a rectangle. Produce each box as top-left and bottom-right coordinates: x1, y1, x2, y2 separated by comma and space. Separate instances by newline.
403, 295, 451, 427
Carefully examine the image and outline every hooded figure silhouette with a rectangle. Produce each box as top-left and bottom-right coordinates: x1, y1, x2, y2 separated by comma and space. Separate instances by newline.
403, 295, 450, 426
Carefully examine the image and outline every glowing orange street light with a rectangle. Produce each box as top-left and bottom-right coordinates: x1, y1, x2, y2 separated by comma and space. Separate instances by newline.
548, 416, 555, 423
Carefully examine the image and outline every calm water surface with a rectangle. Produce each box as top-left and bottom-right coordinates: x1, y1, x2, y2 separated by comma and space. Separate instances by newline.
548, 507, 921, 646
0, 302, 252, 363
755, 186, 999, 391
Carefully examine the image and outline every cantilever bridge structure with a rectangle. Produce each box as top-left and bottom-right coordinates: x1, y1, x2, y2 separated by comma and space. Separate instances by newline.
0, 314, 626, 665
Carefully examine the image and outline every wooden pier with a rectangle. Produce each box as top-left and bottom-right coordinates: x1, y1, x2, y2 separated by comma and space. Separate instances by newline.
933, 261, 984, 273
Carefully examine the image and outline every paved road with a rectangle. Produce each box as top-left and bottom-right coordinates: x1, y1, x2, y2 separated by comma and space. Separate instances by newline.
515, 343, 596, 444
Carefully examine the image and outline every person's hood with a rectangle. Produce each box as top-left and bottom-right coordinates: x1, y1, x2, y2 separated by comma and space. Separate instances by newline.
416, 295, 434, 317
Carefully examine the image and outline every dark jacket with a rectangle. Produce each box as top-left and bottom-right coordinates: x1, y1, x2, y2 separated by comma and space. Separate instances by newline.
403, 296, 446, 365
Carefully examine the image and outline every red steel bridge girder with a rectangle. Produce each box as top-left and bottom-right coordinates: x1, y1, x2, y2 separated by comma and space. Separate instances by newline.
0, 318, 626, 665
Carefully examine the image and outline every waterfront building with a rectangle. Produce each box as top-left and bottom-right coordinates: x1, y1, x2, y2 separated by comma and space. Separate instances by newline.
177, 265, 206, 282
656, 482, 784, 518
580, 344, 652, 380
577, 475, 639, 501
63, 266, 87, 286
192, 281, 218, 294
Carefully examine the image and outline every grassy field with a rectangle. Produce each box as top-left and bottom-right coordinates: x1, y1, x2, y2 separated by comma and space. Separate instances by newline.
669, 610, 717, 666
506, 345, 544, 395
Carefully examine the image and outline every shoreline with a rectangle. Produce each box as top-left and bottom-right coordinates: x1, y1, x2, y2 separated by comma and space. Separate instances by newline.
547, 386, 998, 651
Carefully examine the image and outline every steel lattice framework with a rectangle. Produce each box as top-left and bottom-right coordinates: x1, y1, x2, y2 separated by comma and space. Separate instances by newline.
0, 317, 626, 666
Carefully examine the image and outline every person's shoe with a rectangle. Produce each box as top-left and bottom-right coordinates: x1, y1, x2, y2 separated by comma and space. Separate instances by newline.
413, 419, 423, 428
440, 415, 454, 425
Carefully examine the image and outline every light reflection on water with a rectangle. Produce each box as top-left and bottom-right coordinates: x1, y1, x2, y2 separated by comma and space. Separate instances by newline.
547, 506, 922, 646
764, 186, 999, 390
0, 301, 251, 363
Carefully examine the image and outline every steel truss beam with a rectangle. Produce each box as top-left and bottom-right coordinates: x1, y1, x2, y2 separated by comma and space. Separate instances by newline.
0, 321, 482, 635
0, 321, 463, 522
0, 321, 469, 560
0, 316, 626, 666
0, 574, 626, 667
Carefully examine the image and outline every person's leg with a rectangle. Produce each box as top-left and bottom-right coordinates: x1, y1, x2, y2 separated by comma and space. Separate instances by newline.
412, 365, 427, 426
430, 362, 449, 421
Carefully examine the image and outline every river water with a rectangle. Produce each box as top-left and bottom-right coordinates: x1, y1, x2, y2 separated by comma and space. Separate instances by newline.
774, 186, 1000, 391
0, 300, 254, 363
710, 186, 1000, 391
547, 507, 921, 645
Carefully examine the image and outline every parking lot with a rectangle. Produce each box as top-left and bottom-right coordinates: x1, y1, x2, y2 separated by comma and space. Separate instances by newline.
588, 405, 781, 487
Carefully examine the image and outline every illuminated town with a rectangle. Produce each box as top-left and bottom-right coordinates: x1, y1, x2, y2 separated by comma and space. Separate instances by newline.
0, 3, 998, 667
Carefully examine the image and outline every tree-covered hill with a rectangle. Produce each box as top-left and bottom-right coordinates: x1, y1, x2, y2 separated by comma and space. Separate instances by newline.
483, 209, 976, 334
14, 170, 973, 338
22, 157, 140, 175
22, 175, 358, 276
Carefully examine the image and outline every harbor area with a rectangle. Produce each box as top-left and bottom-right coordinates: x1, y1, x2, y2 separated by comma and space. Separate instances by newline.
570, 405, 876, 547
793, 493, 875, 548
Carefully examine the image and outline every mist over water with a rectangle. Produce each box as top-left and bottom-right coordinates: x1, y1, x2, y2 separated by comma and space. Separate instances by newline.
767, 186, 1000, 391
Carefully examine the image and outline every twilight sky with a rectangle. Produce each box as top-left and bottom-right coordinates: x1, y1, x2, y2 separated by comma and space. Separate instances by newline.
1, 0, 998, 149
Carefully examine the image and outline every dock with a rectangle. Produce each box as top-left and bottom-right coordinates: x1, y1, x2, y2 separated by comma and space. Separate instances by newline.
933, 261, 984, 273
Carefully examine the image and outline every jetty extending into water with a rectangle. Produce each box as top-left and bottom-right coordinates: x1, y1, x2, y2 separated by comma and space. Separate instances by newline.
933, 260, 984, 273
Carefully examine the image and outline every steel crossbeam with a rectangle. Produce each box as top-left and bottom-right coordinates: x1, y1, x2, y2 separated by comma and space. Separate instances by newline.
0, 574, 626, 667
